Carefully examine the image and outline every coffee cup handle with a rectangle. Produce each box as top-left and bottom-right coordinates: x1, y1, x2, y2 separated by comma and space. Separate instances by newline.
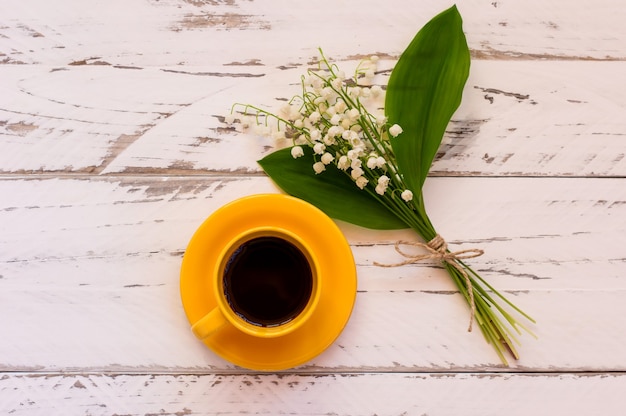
191, 307, 228, 340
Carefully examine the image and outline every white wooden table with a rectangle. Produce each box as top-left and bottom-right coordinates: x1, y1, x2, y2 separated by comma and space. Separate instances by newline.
2, 0, 625, 414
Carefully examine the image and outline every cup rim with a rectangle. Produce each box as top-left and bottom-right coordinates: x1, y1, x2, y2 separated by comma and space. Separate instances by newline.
213, 226, 321, 338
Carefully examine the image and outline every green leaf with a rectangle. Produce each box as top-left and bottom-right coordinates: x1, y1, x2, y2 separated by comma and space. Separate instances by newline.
385, 5, 470, 192
258, 147, 409, 230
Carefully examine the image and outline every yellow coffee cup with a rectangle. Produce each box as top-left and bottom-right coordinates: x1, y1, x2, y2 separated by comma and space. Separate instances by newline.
180, 194, 356, 370
191, 227, 321, 340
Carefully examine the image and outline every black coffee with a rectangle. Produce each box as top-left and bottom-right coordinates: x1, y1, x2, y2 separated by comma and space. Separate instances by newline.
222, 236, 313, 327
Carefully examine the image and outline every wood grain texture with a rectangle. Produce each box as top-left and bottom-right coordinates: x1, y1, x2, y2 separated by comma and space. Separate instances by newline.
1, 0, 626, 413
2, 372, 626, 416
1, 0, 625, 66
2, 61, 625, 176
0, 61, 626, 177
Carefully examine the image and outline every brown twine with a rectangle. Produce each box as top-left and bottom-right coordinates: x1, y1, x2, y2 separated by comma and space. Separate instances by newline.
373, 234, 484, 332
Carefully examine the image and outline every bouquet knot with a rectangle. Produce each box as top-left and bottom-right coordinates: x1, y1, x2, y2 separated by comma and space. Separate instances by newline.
374, 234, 484, 332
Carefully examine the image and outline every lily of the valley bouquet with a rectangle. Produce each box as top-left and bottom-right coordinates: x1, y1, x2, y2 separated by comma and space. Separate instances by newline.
228, 6, 535, 364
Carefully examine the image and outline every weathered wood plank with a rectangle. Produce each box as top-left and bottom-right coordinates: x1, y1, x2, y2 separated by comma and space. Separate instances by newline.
2, 176, 624, 288
1, 0, 624, 67
1, 176, 624, 371
2, 372, 625, 416
0, 64, 250, 174
2, 61, 625, 176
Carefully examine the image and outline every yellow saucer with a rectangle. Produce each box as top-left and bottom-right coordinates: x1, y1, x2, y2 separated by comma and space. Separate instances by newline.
180, 194, 357, 371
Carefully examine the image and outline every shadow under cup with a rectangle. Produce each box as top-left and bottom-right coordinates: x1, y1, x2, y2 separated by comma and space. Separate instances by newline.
216, 228, 320, 337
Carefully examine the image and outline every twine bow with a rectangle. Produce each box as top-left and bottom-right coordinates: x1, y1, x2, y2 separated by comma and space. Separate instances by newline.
374, 234, 484, 332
